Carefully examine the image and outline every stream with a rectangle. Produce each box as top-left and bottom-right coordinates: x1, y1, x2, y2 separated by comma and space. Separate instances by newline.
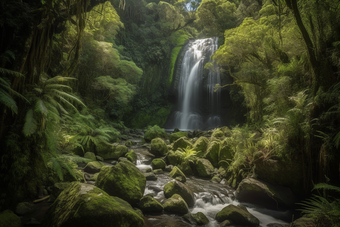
133, 147, 291, 227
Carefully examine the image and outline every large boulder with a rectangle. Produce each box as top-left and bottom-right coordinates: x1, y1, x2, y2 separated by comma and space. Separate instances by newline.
163, 180, 195, 207
215, 204, 259, 226
172, 137, 193, 151
196, 158, 214, 178
84, 152, 96, 161
170, 132, 188, 143
236, 177, 296, 210
144, 125, 167, 142
125, 150, 137, 164
41, 182, 144, 227
0, 210, 21, 227
255, 158, 304, 195
112, 145, 129, 159
96, 143, 117, 159
151, 158, 166, 170
150, 138, 168, 157
219, 144, 233, 162
178, 159, 194, 176
192, 137, 209, 155
163, 194, 189, 215
84, 161, 105, 173
95, 161, 146, 205
204, 141, 220, 167
139, 195, 163, 214
183, 212, 209, 226
169, 166, 186, 183
166, 150, 182, 166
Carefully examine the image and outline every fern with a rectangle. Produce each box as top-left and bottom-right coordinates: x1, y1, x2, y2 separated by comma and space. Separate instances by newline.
23, 109, 38, 136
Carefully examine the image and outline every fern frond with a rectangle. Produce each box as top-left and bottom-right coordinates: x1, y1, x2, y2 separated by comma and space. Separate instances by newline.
0, 89, 18, 114
0, 67, 23, 77
23, 109, 37, 136
35, 99, 48, 116
53, 89, 86, 107
50, 157, 64, 181
313, 183, 340, 193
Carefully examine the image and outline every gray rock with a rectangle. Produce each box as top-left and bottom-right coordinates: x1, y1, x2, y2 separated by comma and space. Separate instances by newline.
144, 172, 158, 181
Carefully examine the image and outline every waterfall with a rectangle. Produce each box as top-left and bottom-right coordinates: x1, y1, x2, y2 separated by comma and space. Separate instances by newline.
170, 37, 221, 130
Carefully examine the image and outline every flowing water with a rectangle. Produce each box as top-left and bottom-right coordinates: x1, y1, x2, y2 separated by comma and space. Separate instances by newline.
134, 148, 291, 227
171, 38, 222, 131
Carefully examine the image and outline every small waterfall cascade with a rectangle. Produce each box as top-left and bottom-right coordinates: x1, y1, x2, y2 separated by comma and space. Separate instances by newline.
171, 37, 221, 130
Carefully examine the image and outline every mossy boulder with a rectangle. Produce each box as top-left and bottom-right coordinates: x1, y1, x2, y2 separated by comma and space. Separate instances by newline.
219, 144, 233, 162
196, 158, 214, 178
144, 125, 167, 142
163, 194, 189, 215
139, 195, 163, 214
236, 177, 296, 210
96, 143, 117, 159
15, 202, 35, 215
204, 141, 220, 167
192, 137, 209, 155
166, 150, 183, 166
163, 180, 195, 207
84, 152, 96, 161
215, 204, 259, 226
172, 137, 192, 151
112, 145, 129, 159
96, 155, 104, 161
144, 172, 158, 181
178, 159, 194, 176
153, 169, 164, 174
0, 210, 21, 227
169, 166, 186, 183
150, 138, 168, 157
151, 158, 166, 170
211, 128, 225, 138
95, 161, 146, 205
183, 212, 209, 226
41, 182, 144, 227
84, 161, 105, 174
170, 132, 188, 143
125, 150, 137, 164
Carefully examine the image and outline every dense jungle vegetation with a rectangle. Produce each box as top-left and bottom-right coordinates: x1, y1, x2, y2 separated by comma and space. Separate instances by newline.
1, 0, 340, 225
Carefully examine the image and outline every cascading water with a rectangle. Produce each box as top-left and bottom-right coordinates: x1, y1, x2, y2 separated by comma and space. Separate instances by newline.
170, 37, 222, 130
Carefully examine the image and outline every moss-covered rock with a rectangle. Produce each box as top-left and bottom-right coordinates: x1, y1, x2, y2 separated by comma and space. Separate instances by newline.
169, 166, 186, 183
41, 182, 144, 227
96, 155, 104, 161
192, 137, 209, 155
84, 161, 105, 174
196, 158, 214, 178
163, 180, 195, 207
219, 144, 233, 162
15, 202, 35, 215
236, 177, 296, 210
153, 169, 164, 174
172, 137, 192, 151
204, 141, 220, 167
139, 195, 163, 214
150, 138, 168, 157
215, 204, 259, 226
163, 194, 189, 215
125, 140, 133, 147
211, 176, 221, 183
170, 132, 188, 143
151, 158, 166, 169
178, 159, 194, 176
96, 143, 117, 159
84, 152, 96, 161
183, 212, 209, 226
112, 145, 129, 159
211, 128, 225, 138
125, 150, 137, 164
144, 125, 167, 142
144, 172, 158, 181
0, 210, 21, 227
166, 150, 182, 166
95, 161, 146, 205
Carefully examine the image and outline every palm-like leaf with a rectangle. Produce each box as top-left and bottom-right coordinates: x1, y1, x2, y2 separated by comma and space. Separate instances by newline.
23, 109, 38, 136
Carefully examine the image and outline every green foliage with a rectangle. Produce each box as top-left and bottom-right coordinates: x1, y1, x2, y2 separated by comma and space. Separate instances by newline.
145, 125, 168, 141
178, 146, 197, 160
299, 183, 340, 226
130, 105, 172, 128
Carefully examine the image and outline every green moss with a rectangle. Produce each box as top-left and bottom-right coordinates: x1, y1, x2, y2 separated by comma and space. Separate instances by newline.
172, 137, 192, 151
163, 194, 189, 215
150, 138, 168, 156
204, 141, 220, 167
215, 204, 259, 226
192, 137, 209, 155
145, 125, 167, 142
84, 152, 96, 161
170, 132, 188, 143
163, 181, 195, 207
211, 128, 225, 138
0, 210, 21, 227
139, 195, 163, 213
169, 166, 186, 182
166, 150, 182, 166
151, 158, 166, 169
130, 106, 172, 129
125, 150, 137, 164
196, 158, 214, 178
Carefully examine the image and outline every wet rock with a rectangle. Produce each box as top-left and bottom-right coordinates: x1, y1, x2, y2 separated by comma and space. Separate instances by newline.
84, 161, 105, 173
148, 185, 163, 193
111, 160, 118, 165
0, 210, 21, 227
192, 137, 209, 155
139, 195, 163, 214
290, 216, 315, 227
170, 132, 188, 143
15, 202, 35, 215
164, 165, 174, 172
41, 182, 144, 227
215, 204, 259, 226
166, 151, 183, 166
267, 223, 290, 227
125, 150, 137, 164
163, 194, 189, 215
84, 152, 96, 161
173, 138, 193, 151
219, 220, 232, 227
204, 141, 220, 167
211, 176, 221, 183
169, 166, 186, 183
150, 138, 168, 157
164, 180, 195, 207
196, 158, 214, 178
236, 177, 296, 210
95, 161, 146, 205
114, 145, 129, 159
144, 172, 158, 181
183, 212, 209, 226
153, 169, 164, 174
152, 158, 166, 169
